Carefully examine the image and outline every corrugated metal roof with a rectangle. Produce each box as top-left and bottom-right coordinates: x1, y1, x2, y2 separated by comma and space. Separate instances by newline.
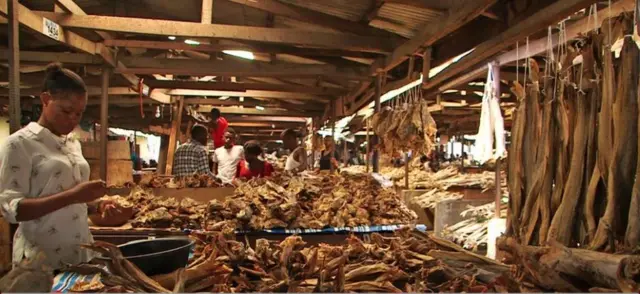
278, 0, 371, 22
371, 3, 444, 38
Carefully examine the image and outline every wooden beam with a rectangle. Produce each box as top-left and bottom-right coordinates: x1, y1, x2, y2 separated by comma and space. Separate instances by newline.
227, 116, 307, 123
99, 67, 110, 181
7, 0, 19, 134
372, 73, 382, 173
370, 0, 496, 73
224, 0, 399, 38
0, 49, 102, 64
166, 89, 326, 100
383, 0, 447, 12
116, 56, 369, 80
183, 98, 324, 110
201, 0, 213, 24
144, 79, 346, 96
0, 0, 96, 54
228, 122, 304, 128
0, 0, 169, 104
166, 97, 184, 175
102, 39, 383, 58
422, 47, 432, 85
194, 106, 319, 117
424, 0, 610, 92
0, 86, 143, 97
36, 12, 396, 53
55, 0, 115, 40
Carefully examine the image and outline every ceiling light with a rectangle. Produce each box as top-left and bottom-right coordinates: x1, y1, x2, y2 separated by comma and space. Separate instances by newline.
461, 90, 467, 96
168, 36, 176, 40
239, 97, 244, 102
218, 96, 229, 100
184, 39, 200, 45
255, 106, 265, 111
223, 50, 254, 60
272, 124, 275, 128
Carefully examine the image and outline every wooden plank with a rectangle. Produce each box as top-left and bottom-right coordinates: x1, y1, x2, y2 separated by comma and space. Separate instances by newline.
422, 47, 432, 85
166, 89, 326, 100
201, 0, 213, 24
0, 49, 102, 64
0, 0, 96, 54
35, 12, 395, 53
165, 97, 184, 175
145, 79, 346, 95
194, 105, 319, 117
99, 67, 110, 180
383, 0, 447, 12
55, 0, 114, 40
183, 98, 326, 109
424, 0, 605, 92
0, 86, 144, 97
117, 56, 369, 80
225, 0, 399, 38
7, 0, 19, 134
228, 122, 304, 128
371, 0, 496, 73
227, 116, 307, 123
102, 39, 383, 58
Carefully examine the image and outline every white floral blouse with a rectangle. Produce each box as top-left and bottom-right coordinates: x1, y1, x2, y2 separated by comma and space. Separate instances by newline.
0, 122, 94, 269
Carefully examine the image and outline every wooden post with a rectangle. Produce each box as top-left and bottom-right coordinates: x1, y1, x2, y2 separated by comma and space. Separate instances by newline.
422, 47, 432, 85
404, 152, 409, 188
372, 74, 382, 173
201, 0, 213, 24
8, 0, 20, 133
99, 67, 111, 181
166, 97, 185, 175
330, 102, 336, 173
343, 139, 348, 166
366, 118, 370, 173
492, 61, 502, 218
310, 117, 316, 170
157, 135, 169, 174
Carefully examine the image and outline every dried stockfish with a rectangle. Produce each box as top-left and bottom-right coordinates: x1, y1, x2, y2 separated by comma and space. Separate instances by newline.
591, 29, 639, 250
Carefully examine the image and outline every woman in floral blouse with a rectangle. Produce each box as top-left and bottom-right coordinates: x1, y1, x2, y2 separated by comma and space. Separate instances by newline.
0, 63, 118, 269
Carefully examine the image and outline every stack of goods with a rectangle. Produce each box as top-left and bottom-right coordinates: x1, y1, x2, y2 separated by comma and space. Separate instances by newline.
127, 187, 207, 230
371, 99, 438, 157
142, 174, 224, 189
73, 230, 526, 293
204, 173, 417, 231
413, 189, 464, 209
441, 202, 507, 251
411, 166, 499, 191
507, 14, 640, 251
264, 153, 286, 172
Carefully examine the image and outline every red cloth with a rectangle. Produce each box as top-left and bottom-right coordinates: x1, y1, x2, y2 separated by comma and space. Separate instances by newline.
236, 160, 274, 179
210, 117, 228, 148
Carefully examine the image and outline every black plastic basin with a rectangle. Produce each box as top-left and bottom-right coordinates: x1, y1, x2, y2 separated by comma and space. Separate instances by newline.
101, 237, 194, 276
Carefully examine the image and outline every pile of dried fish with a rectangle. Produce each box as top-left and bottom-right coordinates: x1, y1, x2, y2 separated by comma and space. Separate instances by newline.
205, 173, 417, 231
371, 98, 438, 157
0, 252, 53, 293
142, 174, 224, 189
507, 14, 640, 250
64, 241, 182, 293
413, 189, 464, 209
73, 229, 522, 293
441, 203, 507, 251
126, 187, 207, 230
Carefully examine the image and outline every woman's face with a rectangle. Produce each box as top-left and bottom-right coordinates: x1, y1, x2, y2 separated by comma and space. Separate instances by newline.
41, 92, 87, 135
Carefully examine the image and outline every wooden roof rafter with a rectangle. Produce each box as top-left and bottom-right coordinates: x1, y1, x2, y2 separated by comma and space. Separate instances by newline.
34, 11, 397, 53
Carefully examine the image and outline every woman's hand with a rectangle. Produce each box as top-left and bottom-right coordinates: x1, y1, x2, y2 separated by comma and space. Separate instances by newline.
70, 180, 107, 204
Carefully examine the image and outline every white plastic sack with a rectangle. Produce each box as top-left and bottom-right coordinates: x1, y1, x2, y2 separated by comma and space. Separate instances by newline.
473, 63, 506, 164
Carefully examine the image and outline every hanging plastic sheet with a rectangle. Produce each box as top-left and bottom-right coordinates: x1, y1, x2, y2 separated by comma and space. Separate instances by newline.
474, 63, 506, 164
